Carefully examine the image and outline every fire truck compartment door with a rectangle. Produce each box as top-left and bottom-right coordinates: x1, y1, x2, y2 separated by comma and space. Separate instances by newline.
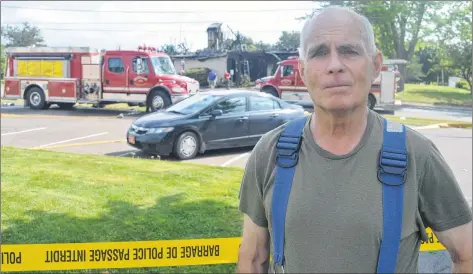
16, 60, 68, 78
379, 71, 395, 104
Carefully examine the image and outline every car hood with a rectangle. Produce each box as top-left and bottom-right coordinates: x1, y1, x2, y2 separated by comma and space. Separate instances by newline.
133, 111, 186, 127
158, 74, 198, 83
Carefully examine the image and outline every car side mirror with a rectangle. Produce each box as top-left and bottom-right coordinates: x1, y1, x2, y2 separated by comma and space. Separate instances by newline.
211, 109, 223, 117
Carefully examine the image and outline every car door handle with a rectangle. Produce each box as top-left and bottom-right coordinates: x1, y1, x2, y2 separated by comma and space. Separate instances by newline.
130, 79, 134, 85
105, 79, 109, 84
270, 113, 279, 117
238, 117, 248, 121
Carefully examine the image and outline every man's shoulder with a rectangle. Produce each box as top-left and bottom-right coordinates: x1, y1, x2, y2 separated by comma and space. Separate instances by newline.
370, 111, 434, 155
252, 122, 290, 156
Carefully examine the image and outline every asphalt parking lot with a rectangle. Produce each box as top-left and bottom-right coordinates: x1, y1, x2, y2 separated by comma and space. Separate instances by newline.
0, 105, 254, 168
1, 104, 472, 203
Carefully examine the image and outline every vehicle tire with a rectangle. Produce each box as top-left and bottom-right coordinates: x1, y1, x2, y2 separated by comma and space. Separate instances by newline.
147, 89, 171, 112
368, 93, 376, 110
173, 131, 199, 160
27, 87, 49, 110
262, 86, 279, 98
57, 103, 75, 109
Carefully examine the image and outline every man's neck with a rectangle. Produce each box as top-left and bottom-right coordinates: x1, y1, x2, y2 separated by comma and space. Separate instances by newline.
310, 106, 369, 155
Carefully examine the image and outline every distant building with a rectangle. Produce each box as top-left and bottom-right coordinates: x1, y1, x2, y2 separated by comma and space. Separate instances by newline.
170, 23, 299, 85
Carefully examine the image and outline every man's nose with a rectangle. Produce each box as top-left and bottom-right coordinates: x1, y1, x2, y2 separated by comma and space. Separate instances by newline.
326, 52, 344, 74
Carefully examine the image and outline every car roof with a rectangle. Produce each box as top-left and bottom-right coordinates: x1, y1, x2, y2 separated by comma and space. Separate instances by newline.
199, 89, 277, 98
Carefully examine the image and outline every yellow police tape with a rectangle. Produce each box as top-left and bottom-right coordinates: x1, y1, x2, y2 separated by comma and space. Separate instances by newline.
1, 229, 445, 272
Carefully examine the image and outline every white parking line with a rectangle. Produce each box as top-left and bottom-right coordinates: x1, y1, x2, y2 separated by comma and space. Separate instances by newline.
33, 132, 108, 149
220, 152, 251, 167
1, 127, 47, 136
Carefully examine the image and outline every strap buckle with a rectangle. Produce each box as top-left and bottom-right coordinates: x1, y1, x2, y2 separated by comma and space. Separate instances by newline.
275, 134, 302, 168
272, 261, 285, 274
377, 146, 408, 186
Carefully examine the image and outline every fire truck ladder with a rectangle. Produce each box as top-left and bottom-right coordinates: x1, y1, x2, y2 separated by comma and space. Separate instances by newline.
243, 59, 250, 76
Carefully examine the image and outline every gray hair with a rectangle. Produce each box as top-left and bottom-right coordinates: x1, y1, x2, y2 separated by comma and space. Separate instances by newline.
298, 6, 377, 60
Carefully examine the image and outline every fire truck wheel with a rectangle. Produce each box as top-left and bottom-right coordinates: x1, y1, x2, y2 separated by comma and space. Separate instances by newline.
262, 87, 279, 98
148, 90, 171, 112
27, 87, 49, 110
368, 93, 376, 110
173, 131, 199, 160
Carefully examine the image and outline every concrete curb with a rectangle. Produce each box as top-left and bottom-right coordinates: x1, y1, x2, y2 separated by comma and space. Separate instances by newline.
438, 122, 472, 128
399, 102, 472, 111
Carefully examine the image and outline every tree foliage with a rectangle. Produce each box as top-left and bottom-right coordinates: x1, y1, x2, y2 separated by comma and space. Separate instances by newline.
1, 22, 46, 47
274, 31, 300, 50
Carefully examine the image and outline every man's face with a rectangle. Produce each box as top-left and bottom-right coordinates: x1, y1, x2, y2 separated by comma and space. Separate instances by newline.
299, 16, 383, 113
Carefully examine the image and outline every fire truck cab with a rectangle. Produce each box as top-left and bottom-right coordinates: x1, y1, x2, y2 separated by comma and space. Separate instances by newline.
2, 46, 199, 111
255, 56, 397, 110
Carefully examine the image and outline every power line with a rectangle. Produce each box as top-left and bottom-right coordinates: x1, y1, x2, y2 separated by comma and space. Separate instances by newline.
20, 27, 295, 33
1, 20, 289, 25
0, 5, 312, 14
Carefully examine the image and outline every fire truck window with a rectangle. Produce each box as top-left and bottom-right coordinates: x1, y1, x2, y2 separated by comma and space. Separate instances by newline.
214, 96, 247, 114
108, 58, 124, 74
282, 65, 294, 77
132, 57, 150, 74
250, 96, 279, 111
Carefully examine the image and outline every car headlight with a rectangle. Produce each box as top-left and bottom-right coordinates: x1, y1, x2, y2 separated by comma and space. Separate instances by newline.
147, 127, 174, 134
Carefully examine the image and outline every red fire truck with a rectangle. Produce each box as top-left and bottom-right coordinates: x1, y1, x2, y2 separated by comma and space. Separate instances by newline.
255, 56, 398, 110
2, 46, 200, 111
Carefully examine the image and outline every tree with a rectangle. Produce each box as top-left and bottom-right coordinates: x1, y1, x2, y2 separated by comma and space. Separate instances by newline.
159, 44, 179, 55
306, 1, 458, 90
274, 31, 300, 50
445, 41, 472, 91
1, 22, 46, 47
1, 44, 5, 78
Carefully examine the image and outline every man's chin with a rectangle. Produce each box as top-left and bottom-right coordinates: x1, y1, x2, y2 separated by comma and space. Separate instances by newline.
316, 101, 363, 114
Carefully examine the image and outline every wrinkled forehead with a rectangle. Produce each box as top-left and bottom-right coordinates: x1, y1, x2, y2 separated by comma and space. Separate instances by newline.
305, 14, 368, 51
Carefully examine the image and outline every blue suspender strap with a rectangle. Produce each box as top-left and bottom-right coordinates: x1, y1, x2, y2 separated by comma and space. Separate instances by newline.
376, 118, 408, 274
271, 116, 308, 272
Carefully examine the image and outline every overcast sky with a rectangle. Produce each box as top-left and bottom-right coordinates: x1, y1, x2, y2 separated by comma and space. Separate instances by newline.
1, 1, 320, 51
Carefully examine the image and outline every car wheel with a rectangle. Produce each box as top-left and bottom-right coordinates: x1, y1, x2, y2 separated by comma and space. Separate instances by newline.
368, 93, 376, 110
148, 90, 171, 112
173, 131, 199, 160
27, 87, 50, 110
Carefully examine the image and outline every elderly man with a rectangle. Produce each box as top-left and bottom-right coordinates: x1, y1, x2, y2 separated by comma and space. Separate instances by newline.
237, 6, 472, 274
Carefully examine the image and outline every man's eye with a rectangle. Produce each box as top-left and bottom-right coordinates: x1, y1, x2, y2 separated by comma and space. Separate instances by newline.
312, 50, 327, 57
340, 48, 358, 55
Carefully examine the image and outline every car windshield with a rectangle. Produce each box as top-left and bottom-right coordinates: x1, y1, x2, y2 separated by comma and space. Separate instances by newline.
165, 94, 223, 115
150, 56, 176, 75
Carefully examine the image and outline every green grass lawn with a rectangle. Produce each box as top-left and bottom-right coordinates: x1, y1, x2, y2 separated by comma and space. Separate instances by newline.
396, 84, 472, 106
1, 146, 244, 273
382, 115, 472, 128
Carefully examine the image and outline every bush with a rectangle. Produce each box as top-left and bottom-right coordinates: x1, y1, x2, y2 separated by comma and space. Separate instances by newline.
239, 74, 254, 87
456, 79, 470, 90
183, 67, 211, 87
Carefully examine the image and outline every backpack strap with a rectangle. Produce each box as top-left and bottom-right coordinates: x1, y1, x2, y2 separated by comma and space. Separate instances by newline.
376, 118, 408, 273
270, 116, 408, 274
271, 116, 308, 272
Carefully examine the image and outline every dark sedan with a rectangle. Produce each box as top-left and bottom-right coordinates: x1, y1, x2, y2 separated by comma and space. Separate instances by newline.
126, 90, 306, 160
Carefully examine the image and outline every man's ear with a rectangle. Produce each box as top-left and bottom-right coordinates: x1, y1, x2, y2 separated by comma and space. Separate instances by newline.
372, 50, 384, 81
298, 58, 306, 85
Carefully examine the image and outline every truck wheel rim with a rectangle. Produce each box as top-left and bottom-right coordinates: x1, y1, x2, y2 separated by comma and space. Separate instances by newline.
152, 96, 164, 109
180, 136, 196, 157
30, 92, 41, 106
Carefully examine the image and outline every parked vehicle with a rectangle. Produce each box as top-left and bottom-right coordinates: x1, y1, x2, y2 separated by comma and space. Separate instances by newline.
126, 90, 306, 160
2, 46, 199, 112
255, 56, 399, 110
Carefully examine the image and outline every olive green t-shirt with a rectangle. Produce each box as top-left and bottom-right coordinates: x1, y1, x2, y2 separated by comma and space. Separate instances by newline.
238, 109, 472, 273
